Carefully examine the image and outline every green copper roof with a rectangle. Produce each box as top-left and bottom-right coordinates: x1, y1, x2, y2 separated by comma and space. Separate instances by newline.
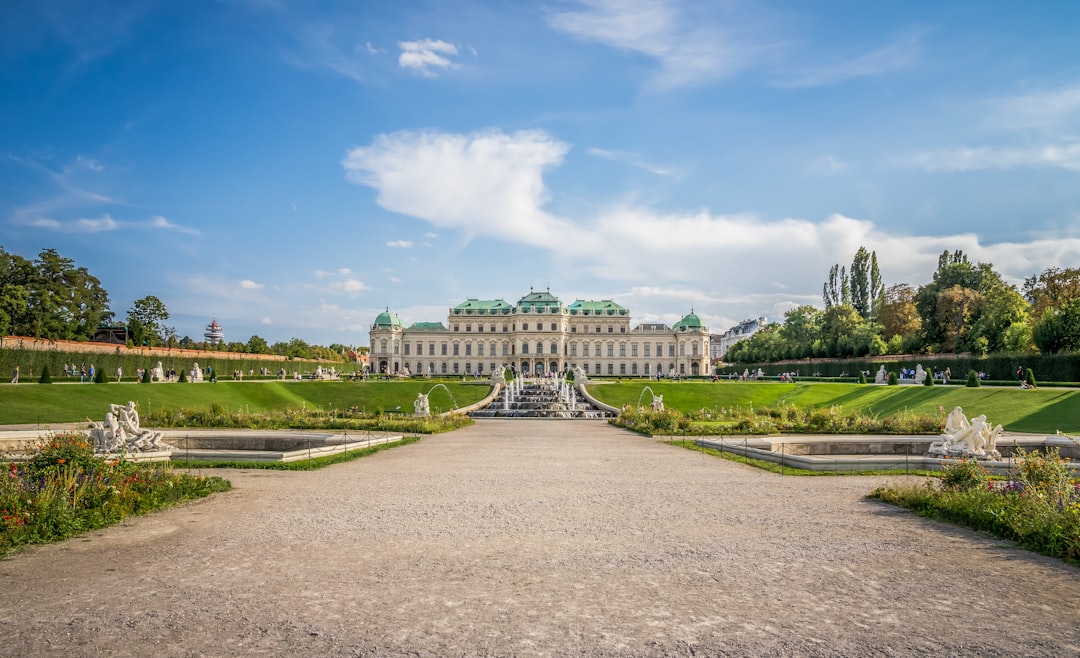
516, 289, 563, 312
406, 322, 447, 331
372, 310, 403, 329
568, 299, 627, 316
452, 298, 513, 315
673, 312, 705, 331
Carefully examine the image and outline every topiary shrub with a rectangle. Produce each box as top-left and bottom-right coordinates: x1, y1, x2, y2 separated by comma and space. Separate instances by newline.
38, 364, 52, 384
1025, 368, 1037, 388
923, 372, 934, 386
857, 371, 867, 384
93, 367, 106, 384
887, 371, 898, 386
966, 370, 981, 387
141, 368, 151, 384
178, 369, 187, 383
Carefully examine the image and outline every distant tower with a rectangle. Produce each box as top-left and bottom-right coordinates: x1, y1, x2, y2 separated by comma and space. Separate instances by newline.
204, 317, 224, 345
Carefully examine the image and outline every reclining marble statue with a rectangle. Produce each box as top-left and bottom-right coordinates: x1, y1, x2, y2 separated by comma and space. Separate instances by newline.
88, 401, 174, 454
927, 406, 1003, 460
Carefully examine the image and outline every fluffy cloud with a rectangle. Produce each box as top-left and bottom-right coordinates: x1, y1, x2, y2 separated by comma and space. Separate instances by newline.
343, 129, 575, 246
239, 279, 264, 290
343, 127, 1080, 326
386, 240, 413, 248
398, 39, 460, 77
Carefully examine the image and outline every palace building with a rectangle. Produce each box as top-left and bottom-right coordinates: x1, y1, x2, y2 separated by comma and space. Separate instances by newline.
369, 289, 710, 378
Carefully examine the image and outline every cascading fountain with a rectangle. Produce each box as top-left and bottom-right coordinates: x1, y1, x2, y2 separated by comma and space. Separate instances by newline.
469, 374, 611, 419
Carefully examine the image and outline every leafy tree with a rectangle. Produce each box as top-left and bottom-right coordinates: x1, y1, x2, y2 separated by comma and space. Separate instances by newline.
1023, 266, 1080, 321
850, 247, 872, 320
936, 285, 984, 352
879, 284, 921, 343
778, 305, 822, 359
246, 335, 271, 354
1032, 299, 1080, 354
127, 295, 169, 347
820, 305, 866, 357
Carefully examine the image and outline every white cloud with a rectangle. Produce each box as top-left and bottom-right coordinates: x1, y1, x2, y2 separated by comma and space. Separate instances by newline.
261, 317, 273, 325
343, 129, 574, 246
990, 82, 1080, 134
807, 154, 849, 175
239, 279, 265, 290
386, 240, 414, 248
342, 127, 1080, 318
398, 39, 460, 77
587, 147, 674, 176
150, 215, 200, 235
424, 231, 437, 239
901, 143, 1080, 172
778, 29, 924, 88
546, 0, 758, 90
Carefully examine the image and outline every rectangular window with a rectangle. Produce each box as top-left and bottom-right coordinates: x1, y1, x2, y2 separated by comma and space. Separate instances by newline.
619, 344, 626, 357
644, 344, 650, 357
429, 343, 435, 356
453, 362, 459, 374
679, 343, 685, 356
465, 363, 471, 373
502, 343, 509, 356
620, 363, 626, 375
404, 344, 410, 355
441, 343, 448, 355
669, 344, 675, 357
596, 363, 601, 374
607, 344, 614, 357
583, 363, 589, 373
631, 343, 638, 357
570, 343, 577, 356
465, 343, 472, 356
478, 343, 484, 356
583, 344, 589, 357
631, 363, 638, 375
466, 324, 472, 332
656, 342, 662, 357
453, 344, 460, 356
608, 326, 613, 333
607, 363, 614, 374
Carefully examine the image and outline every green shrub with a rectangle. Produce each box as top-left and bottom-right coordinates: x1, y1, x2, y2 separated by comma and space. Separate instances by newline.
1014, 447, 1072, 503
967, 370, 981, 387
857, 371, 867, 384
923, 372, 934, 386
178, 368, 187, 383
1025, 368, 1038, 388
887, 371, 898, 386
38, 364, 51, 384
940, 458, 988, 492
93, 367, 106, 384
25, 431, 101, 477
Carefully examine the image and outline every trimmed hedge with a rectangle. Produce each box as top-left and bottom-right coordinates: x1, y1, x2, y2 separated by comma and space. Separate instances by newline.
729, 352, 1080, 384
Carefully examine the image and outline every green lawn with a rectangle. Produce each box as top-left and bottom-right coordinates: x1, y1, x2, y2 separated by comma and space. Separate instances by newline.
0, 380, 491, 425
587, 381, 1080, 434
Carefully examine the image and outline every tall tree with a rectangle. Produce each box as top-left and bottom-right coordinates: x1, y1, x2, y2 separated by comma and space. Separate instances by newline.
869, 251, 883, 320
879, 283, 921, 342
850, 247, 871, 319
127, 295, 170, 346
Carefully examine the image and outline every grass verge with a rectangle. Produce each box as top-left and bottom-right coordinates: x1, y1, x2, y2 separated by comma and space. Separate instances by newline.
171, 435, 421, 470
665, 440, 938, 477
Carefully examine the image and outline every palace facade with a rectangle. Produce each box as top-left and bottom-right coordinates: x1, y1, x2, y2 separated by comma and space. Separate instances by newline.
369, 289, 711, 378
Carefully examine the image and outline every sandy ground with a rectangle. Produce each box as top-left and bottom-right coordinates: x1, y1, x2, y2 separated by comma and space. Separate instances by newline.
1, 420, 1078, 657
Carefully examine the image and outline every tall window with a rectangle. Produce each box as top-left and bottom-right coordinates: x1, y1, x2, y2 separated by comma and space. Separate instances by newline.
619, 343, 626, 357
550, 342, 557, 354
453, 343, 460, 356
465, 343, 472, 356
607, 343, 614, 357
669, 344, 675, 357
478, 343, 484, 356
404, 343, 410, 355
644, 343, 650, 357
429, 343, 435, 356
523, 343, 529, 354
441, 343, 447, 355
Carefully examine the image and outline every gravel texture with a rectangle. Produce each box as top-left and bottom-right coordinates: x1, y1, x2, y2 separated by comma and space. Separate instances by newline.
1, 419, 1079, 657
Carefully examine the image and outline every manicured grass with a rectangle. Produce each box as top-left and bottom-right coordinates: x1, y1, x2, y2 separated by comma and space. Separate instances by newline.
588, 381, 1080, 434
170, 436, 422, 470
666, 440, 940, 477
0, 380, 491, 425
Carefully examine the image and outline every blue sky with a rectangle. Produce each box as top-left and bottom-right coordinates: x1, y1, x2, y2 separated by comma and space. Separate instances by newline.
3, 0, 1079, 346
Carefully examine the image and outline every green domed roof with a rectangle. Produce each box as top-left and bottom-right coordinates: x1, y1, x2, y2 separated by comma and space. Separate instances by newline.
372, 309, 403, 330
673, 311, 705, 332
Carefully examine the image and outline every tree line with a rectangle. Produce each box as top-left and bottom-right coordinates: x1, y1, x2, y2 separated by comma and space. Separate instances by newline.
0, 247, 357, 361
726, 248, 1080, 363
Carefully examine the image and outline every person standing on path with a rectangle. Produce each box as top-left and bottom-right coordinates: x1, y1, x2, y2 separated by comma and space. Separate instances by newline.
11, 365, 18, 384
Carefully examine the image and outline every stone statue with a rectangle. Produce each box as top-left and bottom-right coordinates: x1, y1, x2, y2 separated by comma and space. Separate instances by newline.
874, 366, 887, 384
927, 406, 1002, 460
88, 401, 173, 454
914, 364, 926, 384
414, 392, 430, 417
650, 394, 664, 412
191, 362, 204, 382
152, 361, 166, 382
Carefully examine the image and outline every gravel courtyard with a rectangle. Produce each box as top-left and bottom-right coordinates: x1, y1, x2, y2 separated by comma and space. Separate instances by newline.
1, 420, 1078, 656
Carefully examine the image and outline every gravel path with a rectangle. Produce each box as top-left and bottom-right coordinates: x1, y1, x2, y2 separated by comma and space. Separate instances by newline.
1, 420, 1078, 657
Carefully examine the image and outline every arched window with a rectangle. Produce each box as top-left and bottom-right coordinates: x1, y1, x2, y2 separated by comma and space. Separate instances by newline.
535, 341, 543, 354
